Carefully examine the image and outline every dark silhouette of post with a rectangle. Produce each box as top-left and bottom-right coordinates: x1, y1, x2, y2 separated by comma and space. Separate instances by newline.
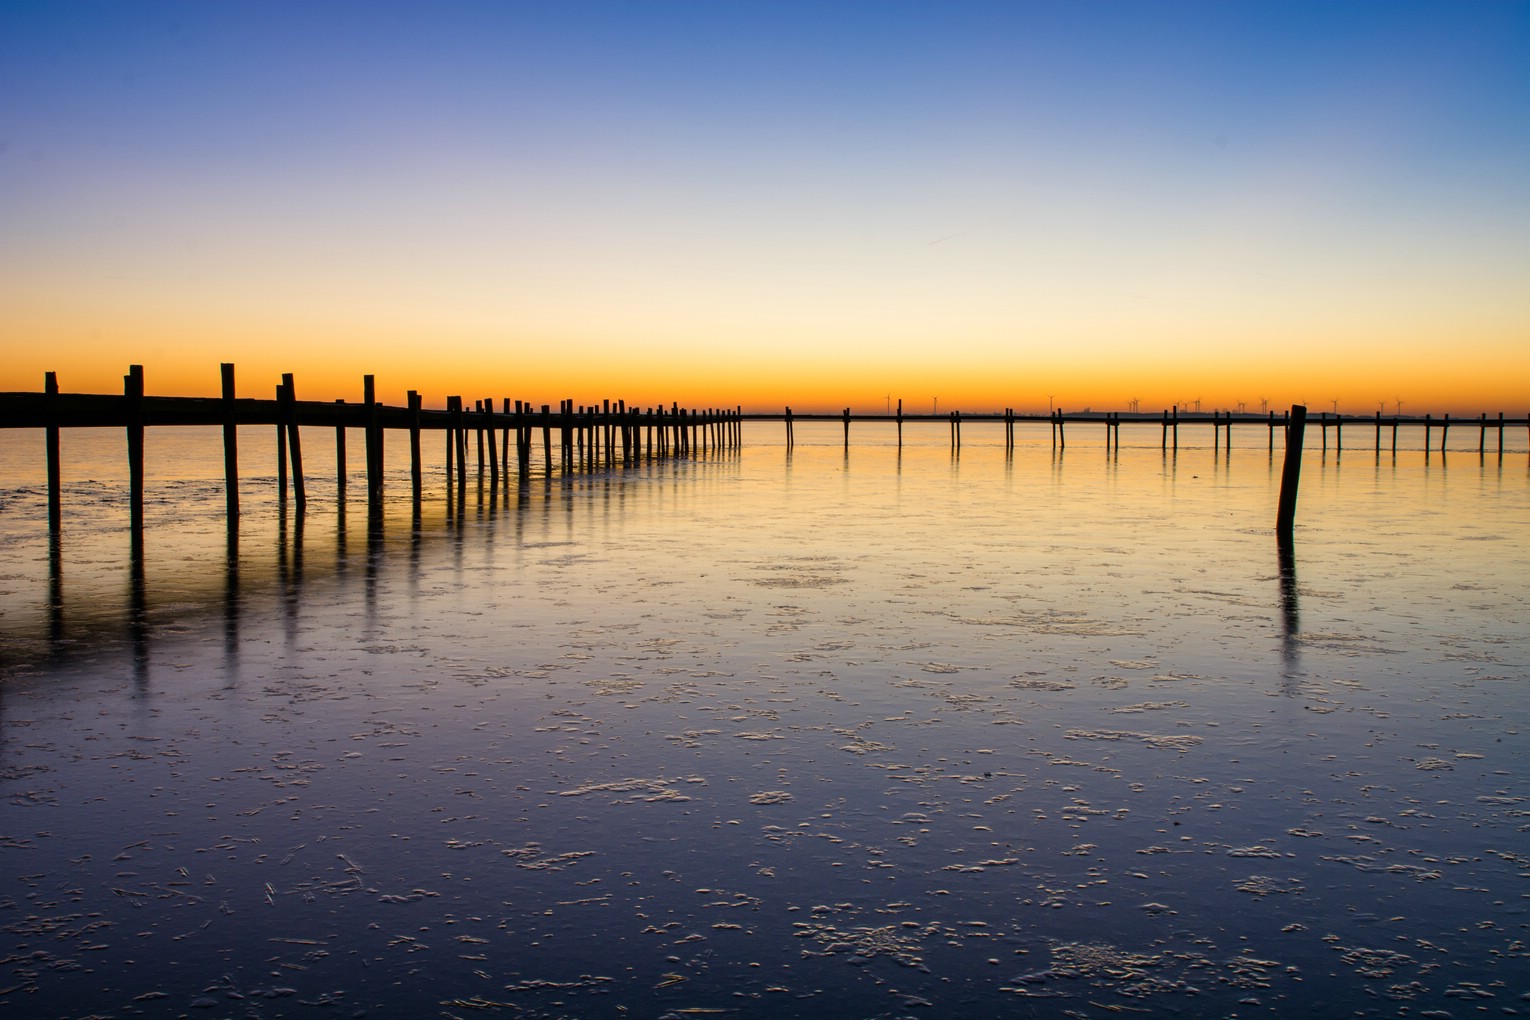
45, 371, 62, 532
220, 364, 238, 521
334, 399, 347, 505
125, 365, 145, 535
363, 375, 382, 506
408, 390, 423, 505
282, 373, 306, 510
1276, 404, 1307, 543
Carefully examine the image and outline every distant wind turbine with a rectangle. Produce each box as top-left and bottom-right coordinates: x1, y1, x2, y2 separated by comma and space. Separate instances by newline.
1331, 398, 1340, 414
1259, 397, 1268, 414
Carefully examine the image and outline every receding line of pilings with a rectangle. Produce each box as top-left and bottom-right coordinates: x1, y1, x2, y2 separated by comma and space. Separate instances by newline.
764, 404, 1529, 458
6, 364, 743, 535
6, 371, 1527, 536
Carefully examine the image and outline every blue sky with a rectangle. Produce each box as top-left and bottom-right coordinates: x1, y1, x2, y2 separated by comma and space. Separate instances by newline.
3, 1, 1527, 410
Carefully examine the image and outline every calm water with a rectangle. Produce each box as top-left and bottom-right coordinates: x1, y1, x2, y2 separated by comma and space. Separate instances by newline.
1, 421, 1527, 1019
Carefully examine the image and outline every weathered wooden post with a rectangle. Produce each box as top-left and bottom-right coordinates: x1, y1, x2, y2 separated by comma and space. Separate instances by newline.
218, 365, 238, 524
785, 406, 794, 447
1276, 404, 1307, 543
408, 390, 422, 504
444, 395, 457, 484
454, 397, 469, 494
484, 397, 498, 485
541, 404, 553, 475
45, 371, 62, 532
282, 373, 306, 511
363, 374, 382, 506
1441, 413, 1450, 452
125, 364, 145, 535
334, 399, 347, 505
507, 397, 520, 483
475, 399, 487, 479
842, 407, 850, 448
276, 381, 289, 506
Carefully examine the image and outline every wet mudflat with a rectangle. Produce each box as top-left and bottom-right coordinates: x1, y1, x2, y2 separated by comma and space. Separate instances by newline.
1, 424, 1527, 1018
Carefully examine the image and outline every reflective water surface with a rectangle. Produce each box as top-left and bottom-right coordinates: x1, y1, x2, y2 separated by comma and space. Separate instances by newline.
1, 423, 1526, 1018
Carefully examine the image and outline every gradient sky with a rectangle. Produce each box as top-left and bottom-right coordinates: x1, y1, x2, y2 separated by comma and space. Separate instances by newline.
2, 1, 1527, 413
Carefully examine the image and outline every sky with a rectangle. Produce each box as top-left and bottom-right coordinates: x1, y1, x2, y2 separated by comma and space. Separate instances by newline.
2, 1, 1527, 414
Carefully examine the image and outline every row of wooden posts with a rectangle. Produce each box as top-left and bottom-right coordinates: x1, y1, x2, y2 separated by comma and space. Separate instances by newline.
5, 368, 1526, 542
4, 366, 741, 534
781, 400, 1529, 456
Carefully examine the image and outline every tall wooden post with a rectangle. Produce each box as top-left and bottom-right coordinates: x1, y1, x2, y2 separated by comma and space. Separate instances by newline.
363, 374, 382, 506
1276, 404, 1307, 543
45, 371, 62, 533
445, 396, 457, 485
408, 390, 422, 504
276, 381, 289, 506
282, 373, 306, 510
218, 364, 239, 523
334, 399, 347, 505
454, 397, 468, 495
125, 364, 145, 535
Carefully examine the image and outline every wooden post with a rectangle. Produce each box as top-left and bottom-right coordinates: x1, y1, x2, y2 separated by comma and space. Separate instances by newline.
475, 399, 487, 479
218, 364, 238, 523
45, 372, 63, 532
363, 374, 382, 505
603, 399, 613, 468
485, 397, 498, 485
276, 381, 289, 506
408, 390, 422, 504
842, 407, 850, 448
1499, 412, 1505, 456
541, 404, 553, 475
1441, 412, 1450, 452
896, 399, 903, 448
1424, 412, 1431, 453
445, 396, 457, 484
335, 399, 347, 505
507, 397, 520, 480
785, 406, 794, 447
125, 365, 145, 534
1057, 409, 1065, 450
1276, 404, 1307, 542
282, 373, 306, 510
1172, 406, 1178, 451
454, 397, 468, 493
1162, 409, 1169, 451
1269, 410, 1276, 453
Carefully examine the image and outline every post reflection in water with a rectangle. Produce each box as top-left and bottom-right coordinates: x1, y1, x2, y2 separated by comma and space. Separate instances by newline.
224, 525, 239, 663
1277, 538, 1300, 676
47, 533, 64, 645
128, 529, 148, 686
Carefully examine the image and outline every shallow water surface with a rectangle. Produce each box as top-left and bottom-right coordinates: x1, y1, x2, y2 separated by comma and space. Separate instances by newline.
1, 423, 1527, 1018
